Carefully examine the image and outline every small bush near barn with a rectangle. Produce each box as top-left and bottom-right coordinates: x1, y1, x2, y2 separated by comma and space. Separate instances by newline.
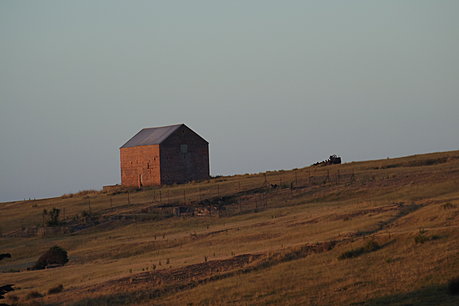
33, 246, 68, 270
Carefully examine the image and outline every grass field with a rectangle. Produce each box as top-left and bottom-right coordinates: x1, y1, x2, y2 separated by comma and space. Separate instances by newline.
1, 150, 459, 305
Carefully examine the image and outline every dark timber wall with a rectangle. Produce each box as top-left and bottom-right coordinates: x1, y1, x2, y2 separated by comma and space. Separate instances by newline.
160, 125, 209, 185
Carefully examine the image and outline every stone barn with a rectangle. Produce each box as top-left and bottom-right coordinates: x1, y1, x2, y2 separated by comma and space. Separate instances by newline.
120, 124, 210, 187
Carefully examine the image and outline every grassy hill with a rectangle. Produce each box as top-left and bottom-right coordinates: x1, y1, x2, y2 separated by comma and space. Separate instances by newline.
1, 150, 459, 305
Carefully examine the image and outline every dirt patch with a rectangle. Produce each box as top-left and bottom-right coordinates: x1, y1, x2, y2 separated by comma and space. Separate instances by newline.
47, 241, 337, 305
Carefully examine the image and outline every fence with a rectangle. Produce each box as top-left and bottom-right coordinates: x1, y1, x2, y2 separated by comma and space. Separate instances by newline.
8, 167, 363, 237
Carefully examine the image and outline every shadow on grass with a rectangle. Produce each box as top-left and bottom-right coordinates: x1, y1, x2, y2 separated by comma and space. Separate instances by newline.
352, 283, 459, 306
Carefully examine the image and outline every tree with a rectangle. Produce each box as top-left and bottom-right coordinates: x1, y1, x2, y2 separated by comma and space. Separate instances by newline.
44, 208, 61, 226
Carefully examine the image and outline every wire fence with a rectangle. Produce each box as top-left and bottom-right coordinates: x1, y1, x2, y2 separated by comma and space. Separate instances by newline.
5, 168, 361, 237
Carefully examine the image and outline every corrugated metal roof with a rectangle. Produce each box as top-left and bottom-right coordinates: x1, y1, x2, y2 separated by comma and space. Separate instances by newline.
120, 124, 183, 148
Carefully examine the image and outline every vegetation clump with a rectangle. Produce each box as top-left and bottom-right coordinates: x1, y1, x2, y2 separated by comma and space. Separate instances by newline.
441, 202, 456, 210
414, 229, 441, 244
338, 240, 381, 260
48, 284, 64, 294
43, 208, 61, 226
448, 277, 459, 295
33, 246, 68, 270
25, 291, 43, 299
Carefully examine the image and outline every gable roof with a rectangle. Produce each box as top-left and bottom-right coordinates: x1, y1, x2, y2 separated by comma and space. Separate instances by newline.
120, 124, 183, 148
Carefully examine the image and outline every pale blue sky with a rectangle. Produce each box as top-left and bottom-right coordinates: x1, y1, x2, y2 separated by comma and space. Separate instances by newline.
1, 1, 458, 202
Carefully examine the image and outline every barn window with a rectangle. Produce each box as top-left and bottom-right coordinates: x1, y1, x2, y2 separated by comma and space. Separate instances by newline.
180, 144, 188, 153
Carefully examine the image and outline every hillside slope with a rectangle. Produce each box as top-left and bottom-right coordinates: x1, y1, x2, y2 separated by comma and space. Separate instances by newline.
1, 150, 459, 305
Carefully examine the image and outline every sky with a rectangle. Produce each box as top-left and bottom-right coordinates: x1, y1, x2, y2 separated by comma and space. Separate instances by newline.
1, 1, 458, 202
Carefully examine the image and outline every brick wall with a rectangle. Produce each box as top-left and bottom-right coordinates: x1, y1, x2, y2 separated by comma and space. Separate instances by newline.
120, 145, 161, 187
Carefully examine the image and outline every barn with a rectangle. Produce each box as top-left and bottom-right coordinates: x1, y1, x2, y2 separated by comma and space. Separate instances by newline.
120, 124, 210, 187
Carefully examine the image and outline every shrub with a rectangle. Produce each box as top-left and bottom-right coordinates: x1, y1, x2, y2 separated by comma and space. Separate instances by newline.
363, 240, 381, 252
33, 246, 68, 270
448, 277, 459, 295
6, 294, 19, 303
47, 284, 64, 294
441, 202, 456, 210
338, 248, 365, 260
26, 291, 43, 299
43, 208, 61, 226
414, 230, 441, 244
338, 240, 380, 260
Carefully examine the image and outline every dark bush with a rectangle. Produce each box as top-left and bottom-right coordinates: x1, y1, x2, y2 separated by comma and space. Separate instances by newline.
25, 291, 43, 299
363, 240, 381, 252
338, 240, 381, 260
43, 207, 61, 226
33, 246, 68, 270
414, 232, 429, 244
47, 284, 64, 294
338, 247, 365, 260
414, 230, 441, 244
448, 276, 459, 295
441, 202, 456, 210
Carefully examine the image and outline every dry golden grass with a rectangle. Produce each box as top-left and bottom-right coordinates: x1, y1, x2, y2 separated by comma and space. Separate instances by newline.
0, 150, 459, 305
